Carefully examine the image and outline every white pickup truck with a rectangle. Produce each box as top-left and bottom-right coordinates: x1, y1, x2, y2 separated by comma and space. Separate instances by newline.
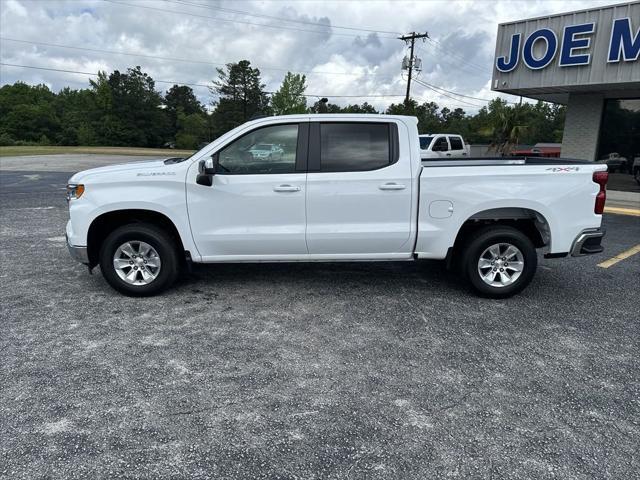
66, 114, 607, 298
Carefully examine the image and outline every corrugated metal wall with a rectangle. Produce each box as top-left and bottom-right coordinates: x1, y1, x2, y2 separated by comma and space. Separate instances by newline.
492, 2, 640, 93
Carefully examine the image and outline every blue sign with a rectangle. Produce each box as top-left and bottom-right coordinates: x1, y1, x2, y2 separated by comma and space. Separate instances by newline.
496, 17, 639, 72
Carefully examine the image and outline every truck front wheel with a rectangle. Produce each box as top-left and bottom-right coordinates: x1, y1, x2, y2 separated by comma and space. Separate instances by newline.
99, 224, 179, 296
462, 226, 537, 298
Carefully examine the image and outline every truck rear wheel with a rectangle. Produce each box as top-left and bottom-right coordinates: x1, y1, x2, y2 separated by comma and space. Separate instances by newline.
99, 224, 179, 296
462, 226, 537, 298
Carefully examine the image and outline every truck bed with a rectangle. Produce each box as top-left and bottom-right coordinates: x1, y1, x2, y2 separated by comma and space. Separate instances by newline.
421, 156, 594, 167
415, 157, 606, 259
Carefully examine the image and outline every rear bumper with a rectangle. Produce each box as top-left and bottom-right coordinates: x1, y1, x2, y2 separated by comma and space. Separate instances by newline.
66, 234, 89, 264
570, 228, 605, 257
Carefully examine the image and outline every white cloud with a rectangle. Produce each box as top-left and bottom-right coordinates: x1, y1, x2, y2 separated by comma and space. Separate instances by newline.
0, 0, 617, 111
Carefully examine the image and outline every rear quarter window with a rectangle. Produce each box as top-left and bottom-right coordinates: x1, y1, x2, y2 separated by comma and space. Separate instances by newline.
420, 136, 433, 149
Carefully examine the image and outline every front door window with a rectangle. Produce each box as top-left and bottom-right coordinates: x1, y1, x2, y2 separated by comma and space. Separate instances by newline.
218, 124, 298, 174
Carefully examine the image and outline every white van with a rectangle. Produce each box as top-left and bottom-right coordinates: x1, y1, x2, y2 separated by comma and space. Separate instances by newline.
420, 134, 470, 159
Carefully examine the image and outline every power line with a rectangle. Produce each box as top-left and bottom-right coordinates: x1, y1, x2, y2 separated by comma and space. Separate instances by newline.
0, 62, 213, 88
424, 37, 491, 73
413, 78, 484, 108
122, 0, 490, 80
122, 0, 491, 79
101, 0, 397, 40
162, 0, 401, 36
415, 45, 489, 78
0, 37, 396, 79
0, 62, 406, 99
417, 79, 515, 104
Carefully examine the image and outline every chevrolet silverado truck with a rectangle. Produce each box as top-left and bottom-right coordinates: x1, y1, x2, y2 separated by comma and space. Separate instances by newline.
66, 114, 607, 298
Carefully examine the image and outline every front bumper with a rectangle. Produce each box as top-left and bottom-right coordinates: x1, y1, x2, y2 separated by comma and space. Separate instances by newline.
66, 234, 89, 264
570, 228, 605, 257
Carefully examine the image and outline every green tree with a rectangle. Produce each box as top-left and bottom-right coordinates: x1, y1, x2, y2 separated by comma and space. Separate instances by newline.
482, 99, 528, 155
0, 76, 572, 152
89, 66, 169, 147
54, 87, 96, 145
341, 102, 378, 114
385, 99, 417, 116
175, 112, 208, 149
164, 85, 205, 138
0, 83, 60, 143
308, 99, 343, 113
386, 100, 443, 134
210, 60, 269, 138
271, 72, 307, 115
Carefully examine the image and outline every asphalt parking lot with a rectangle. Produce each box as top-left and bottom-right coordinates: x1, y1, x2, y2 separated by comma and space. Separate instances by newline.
1, 156, 639, 479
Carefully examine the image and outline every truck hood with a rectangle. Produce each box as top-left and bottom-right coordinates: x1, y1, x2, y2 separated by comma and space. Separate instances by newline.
68, 159, 170, 183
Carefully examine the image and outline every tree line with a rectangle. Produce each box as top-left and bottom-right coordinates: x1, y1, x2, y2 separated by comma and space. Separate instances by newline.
0, 60, 565, 150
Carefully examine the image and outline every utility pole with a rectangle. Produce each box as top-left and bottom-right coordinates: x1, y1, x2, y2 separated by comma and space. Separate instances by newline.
399, 32, 429, 105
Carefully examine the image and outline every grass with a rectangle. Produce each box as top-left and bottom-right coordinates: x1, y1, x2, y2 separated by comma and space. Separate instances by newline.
0, 145, 196, 157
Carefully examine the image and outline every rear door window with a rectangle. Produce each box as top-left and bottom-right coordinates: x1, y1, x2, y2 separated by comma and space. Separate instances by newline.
449, 136, 463, 150
318, 123, 394, 172
433, 136, 449, 151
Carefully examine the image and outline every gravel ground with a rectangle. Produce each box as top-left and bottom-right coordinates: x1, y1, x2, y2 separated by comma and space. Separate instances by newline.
1, 160, 639, 479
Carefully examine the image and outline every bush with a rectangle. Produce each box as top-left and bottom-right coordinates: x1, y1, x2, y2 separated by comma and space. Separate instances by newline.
76, 124, 97, 146
175, 133, 198, 150
0, 133, 15, 146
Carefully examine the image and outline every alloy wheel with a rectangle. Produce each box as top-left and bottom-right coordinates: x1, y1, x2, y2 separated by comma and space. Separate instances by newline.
477, 242, 524, 288
113, 241, 162, 285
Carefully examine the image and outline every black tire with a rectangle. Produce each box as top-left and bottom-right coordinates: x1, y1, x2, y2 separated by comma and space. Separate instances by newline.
462, 226, 537, 298
99, 223, 179, 296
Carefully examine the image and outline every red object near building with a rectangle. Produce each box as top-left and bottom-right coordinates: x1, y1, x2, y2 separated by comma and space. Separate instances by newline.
511, 143, 562, 157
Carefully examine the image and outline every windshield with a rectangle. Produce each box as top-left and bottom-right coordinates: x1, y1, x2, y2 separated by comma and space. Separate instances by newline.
419, 136, 433, 149
253, 144, 272, 150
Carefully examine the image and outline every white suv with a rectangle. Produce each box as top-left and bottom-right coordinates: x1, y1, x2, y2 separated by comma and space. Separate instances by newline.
419, 134, 470, 159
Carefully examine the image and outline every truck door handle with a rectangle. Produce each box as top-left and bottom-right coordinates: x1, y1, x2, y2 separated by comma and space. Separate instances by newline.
273, 184, 300, 192
379, 182, 406, 191
446, 153, 451, 156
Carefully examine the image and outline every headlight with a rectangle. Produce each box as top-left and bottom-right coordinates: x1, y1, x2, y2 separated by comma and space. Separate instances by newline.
66, 184, 85, 201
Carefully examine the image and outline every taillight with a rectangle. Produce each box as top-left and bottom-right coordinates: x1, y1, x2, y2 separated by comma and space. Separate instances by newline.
593, 171, 608, 214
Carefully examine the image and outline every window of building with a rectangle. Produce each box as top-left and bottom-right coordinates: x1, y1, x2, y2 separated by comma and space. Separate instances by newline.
597, 99, 640, 173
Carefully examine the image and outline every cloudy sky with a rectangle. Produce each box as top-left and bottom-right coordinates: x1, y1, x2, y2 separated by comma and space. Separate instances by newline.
0, 0, 616, 112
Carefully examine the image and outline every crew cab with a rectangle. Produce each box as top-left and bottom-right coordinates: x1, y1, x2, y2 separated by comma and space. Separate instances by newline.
66, 114, 607, 298
419, 134, 470, 159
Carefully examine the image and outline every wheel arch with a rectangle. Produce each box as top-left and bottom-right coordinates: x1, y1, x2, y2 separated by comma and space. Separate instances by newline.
87, 209, 186, 268
452, 207, 551, 255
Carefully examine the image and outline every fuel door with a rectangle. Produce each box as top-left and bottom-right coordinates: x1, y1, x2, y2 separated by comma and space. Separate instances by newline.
429, 200, 454, 219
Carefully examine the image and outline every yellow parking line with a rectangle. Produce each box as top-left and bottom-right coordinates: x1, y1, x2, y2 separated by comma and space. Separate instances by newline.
604, 206, 640, 217
598, 244, 640, 269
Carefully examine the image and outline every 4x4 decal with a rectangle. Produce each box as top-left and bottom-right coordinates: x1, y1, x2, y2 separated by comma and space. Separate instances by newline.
546, 167, 580, 172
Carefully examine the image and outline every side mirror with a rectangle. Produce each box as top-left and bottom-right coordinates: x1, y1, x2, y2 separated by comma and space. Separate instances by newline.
196, 155, 217, 186
203, 155, 217, 175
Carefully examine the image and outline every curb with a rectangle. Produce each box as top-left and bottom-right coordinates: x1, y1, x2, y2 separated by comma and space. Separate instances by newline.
608, 190, 640, 202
